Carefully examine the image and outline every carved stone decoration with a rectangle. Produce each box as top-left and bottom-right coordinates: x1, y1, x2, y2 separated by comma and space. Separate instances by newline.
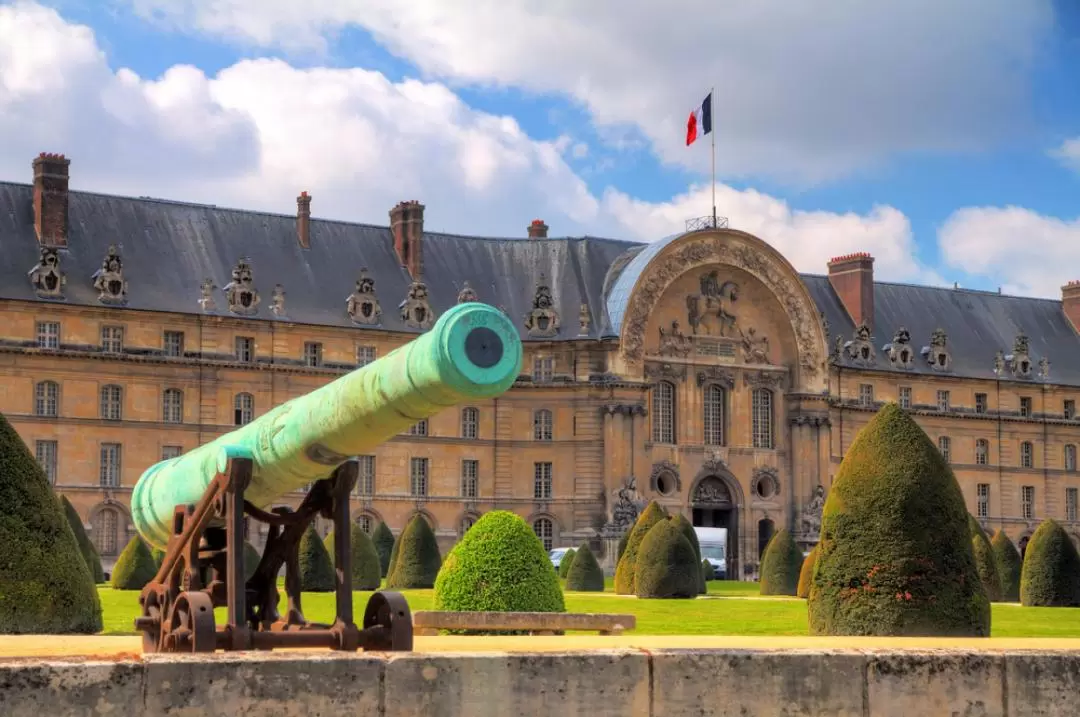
740, 327, 771, 364
921, 328, 951, 372
270, 284, 287, 317
578, 303, 590, 335
91, 245, 127, 305
1039, 356, 1050, 380
198, 278, 217, 312
830, 334, 843, 365
701, 451, 728, 476
656, 319, 692, 357
602, 476, 646, 535
696, 366, 736, 388
743, 370, 787, 390
1007, 332, 1033, 379
27, 246, 66, 299
751, 466, 780, 501
843, 322, 875, 366
523, 273, 560, 337
222, 259, 260, 315
400, 279, 435, 330
800, 484, 826, 536
692, 476, 733, 507
648, 460, 682, 495
820, 311, 830, 342
883, 327, 915, 369
686, 271, 739, 336
456, 281, 478, 304
993, 350, 1005, 376
619, 237, 825, 385
644, 361, 688, 382
346, 269, 382, 325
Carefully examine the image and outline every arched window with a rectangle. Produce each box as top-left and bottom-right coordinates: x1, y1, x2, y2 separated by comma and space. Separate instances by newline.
1020, 441, 1033, 469
92, 506, 122, 557
234, 392, 254, 425
533, 409, 553, 441
938, 436, 951, 463
975, 439, 990, 466
652, 381, 675, 444
751, 388, 774, 449
1066, 445, 1077, 473
461, 407, 479, 439
532, 517, 554, 551
100, 384, 123, 420
356, 514, 373, 534
34, 380, 59, 417
703, 384, 726, 446
162, 388, 183, 423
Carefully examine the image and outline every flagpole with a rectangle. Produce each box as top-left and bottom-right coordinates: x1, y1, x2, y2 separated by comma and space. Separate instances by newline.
709, 87, 717, 228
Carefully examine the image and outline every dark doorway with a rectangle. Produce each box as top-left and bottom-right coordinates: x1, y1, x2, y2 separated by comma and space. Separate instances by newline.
691, 475, 740, 579
758, 518, 775, 558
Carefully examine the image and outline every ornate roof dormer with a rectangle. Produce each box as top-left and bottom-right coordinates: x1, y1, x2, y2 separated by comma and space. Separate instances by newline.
922, 328, 951, 372
270, 284, 287, 317
884, 326, 914, 370
198, 278, 217, 312
524, 273, 560, 338
456, 281, 478, 304
1039, 356, 1051, 381
843, 322, 875, 366
28, 246, 66, 300
347, 269, 382, 325
578, 303, 590, 336
1007, 332, 1032, 379
91, 245, 127, 305
222, 259, 260, 315
400, 279, 435, 330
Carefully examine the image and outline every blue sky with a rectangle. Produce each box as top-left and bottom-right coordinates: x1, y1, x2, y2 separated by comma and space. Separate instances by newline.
2, 1, 1078, 298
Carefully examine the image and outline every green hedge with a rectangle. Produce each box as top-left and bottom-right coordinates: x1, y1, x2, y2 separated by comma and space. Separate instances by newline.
759, 529, 803, 596
324, 523, 382, 590
60, 495, 105, 584
672, 513, 705, 595
634, 517, 700, 599
614, 501, 666, 595
298, 524, 335, 592
1019, 519, 1080, 607
807, 403, 991, 636
990, 530, 1022, 603
372, 521, 395, 578
565, 544, 605, 592
701, 559, 715, 583
386, 514, 442, 589
0, 412, 102, 633
110, 535, 157, 591
968, 516, 1002, 603
797, 544, 819, 599
558, 548, 577, 578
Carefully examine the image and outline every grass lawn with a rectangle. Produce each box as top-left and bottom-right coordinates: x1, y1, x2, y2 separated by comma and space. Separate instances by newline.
96, 578, 1080, 638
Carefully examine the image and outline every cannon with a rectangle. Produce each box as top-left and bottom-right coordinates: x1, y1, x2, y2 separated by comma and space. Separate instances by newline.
130, 302, 522, 654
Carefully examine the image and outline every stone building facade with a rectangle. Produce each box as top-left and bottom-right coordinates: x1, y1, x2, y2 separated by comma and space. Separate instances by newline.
2, 153, 1079, 578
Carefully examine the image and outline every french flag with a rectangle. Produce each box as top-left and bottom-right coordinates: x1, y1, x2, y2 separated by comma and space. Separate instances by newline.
685, 92, 713, 146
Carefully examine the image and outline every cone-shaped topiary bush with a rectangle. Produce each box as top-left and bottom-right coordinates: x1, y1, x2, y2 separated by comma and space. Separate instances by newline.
387, 514, 442, 589
634, 516, 700, 599
0, 413, 102, 633
372, 521, 395, 578
616, 531, 629, 563
566, 544, 605, 592
298, 524, 336, 592
1019, 519, 1080, 607
797, 544, 819, 599
615, 501, 667, 594
434, 511, 564, 626
968, 516, 1002, 603
111, 535, 158, 591
60, 495, 105, 584
558, 548, 577, 578
151, 547, 165, 570
701, 559, 715, 583
324, 523, 382, 590
808, 403, 991, 636
991, 529, 1022, 602
759, 529, 804, 596
672, 513, 705, 595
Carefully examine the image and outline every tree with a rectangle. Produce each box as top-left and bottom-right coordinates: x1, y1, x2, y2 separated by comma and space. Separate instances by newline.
616, 531, 629, 563
759, 529, 804, 596
372, 521, 395, 578
111, 535, 157, 591
557, 548, 576, 578
807, 403, 991, 637
634, 517, 700, 599
968, 516, 1002, 602
672, 513, 706, 595
0, 412, 102, 633
990, 530, 1022, 603
1019, 519, 1080, 607
298, 524, 335, 592
614, 501, 667, 594
797, 544, 819, 599
566, 544, 605, 592
701, 559, 715, 583
324, 523, 382, 590
59, 496, 105, 584
386, 514, 442, 589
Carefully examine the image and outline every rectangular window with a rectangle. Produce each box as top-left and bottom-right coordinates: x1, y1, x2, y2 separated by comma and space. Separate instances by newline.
303, 341, 323, 367
163, 330, 185, 357
976, 483, 990, 518
975, 439, 989, 466
533, 461, 553, 500
1021, 441, 1034, 469
975, 393, 988, 414
938, 436, 951, 463
36, 321, 60, 349
751, 389, 774, 449
99, 385, 123, 421
461, 459, 479, 498
356, 455, 375, 495
1066, 400, 1076, 420
533, 356, 554, 383
100, 325, 124, 353
533, 409, 554, 441
356, 345, 377, 366
161, 445, 182, 460
898, 386, 912, 410
409, 457, 429, 497
408, 419, 429, 437
35, 440, 58, 484
461, 408, 479, 439
858, 384, 874, 407
35, 381, 59, 417
1022, 485, 1035, 520
162, 388, 183, 423
1066, 488, 1078, 522
235, 336, 254, 362
1020, 396, 1032, 418
937, 390, 950, 412
100, 443, 121, 487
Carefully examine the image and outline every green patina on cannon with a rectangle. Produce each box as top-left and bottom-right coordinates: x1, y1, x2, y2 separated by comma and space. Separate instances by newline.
131, 302, 522, 654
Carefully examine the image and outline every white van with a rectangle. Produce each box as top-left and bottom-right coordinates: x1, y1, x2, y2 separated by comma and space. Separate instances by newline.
694, 527, 728, 579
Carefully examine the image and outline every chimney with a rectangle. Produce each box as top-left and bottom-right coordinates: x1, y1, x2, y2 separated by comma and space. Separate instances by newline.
528, 219, 549, 239
828, 252, 875, 331
296, 191, 311, 248
1063, 281, 1080, 333
390, 200, 425, 277
33, 152, 70, 247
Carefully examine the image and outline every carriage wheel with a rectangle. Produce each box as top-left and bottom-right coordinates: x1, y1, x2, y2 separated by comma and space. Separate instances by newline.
362, 591, 413, 652
165, 591, 217, 653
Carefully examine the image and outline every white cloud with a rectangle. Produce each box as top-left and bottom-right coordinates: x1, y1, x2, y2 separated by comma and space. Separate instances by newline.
0, 1, 937, 288
122, 0, 1054, 184
1050, 137, 1080, 172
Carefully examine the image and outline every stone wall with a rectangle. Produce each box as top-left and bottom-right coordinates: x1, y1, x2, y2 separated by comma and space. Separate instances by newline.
2, 648, 1078, 716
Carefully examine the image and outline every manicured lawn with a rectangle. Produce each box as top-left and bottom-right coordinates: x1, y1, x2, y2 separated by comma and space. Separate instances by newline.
96, 579, 1080, 638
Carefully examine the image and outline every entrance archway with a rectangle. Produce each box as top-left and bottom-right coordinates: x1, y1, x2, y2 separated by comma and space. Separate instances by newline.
691, 474, 740, 579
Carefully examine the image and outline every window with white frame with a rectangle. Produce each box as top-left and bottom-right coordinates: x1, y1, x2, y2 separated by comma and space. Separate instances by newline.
533, 462, 553, 500
461, 407, 479, 439
100, 325, 124, 353
36, 321, 60, 348
937, 390, 950, 412
35, 440, 58, 484
938, 436, 951, 463
461, 459, 479, 498
410, 457, 429, 497
533, 409, 553, 441
975, 393, 988, 414
1065, 399, 1076, 420
356, 345, 376, 366
703, 384, 725, 446
1020, 396, 1032, 418
898, 386, 912, 409
1020, 441, 1033, 469
751, 388, 774, 449
356, 455, 375, 495
652, 381, 675, 444
1066, 445, 1077, 473
408, 419, 429, 436
161, 445, 182, 460
975, 439, 989, 466
303, 341, 323, 367
235, 336, 254, 362
34, 380, 59, 417
1066, 488, 1078, 522
976, 483, 990, 518
532, 517, 554, 551
93, 507, 122, 557
357, 514, 373, 534
163, 330, 185, 357
533, 355, 554, 383
99, 385, 123, 420
858, 384, 874, 407
1022, 485, 1035, 519
100, 443, 121, 487
234, 393, 254, 425
162, 388, 183, 423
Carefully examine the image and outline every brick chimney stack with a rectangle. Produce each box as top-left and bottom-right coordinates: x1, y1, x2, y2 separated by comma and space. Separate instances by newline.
528, 219, 549, 239
390, 200, 425, 277
1062, 281, 1080, 333
296, 191, 311, 248
33, 152, 70, 247
828, 252, 875, 331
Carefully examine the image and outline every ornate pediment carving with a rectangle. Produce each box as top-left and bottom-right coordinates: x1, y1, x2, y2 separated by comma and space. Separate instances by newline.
648, 460, 682, 495
28, 246, 66, 300
456, 281, 478, 304
91, 245, 127, 305
686, 271, 739, 337
740, 327, 770, 364
400, 279, 435, 330
799, 484, 826, 536
198, 278, 217, 312
1006, 332, 1033, 379
524, 273, 560, 337
692, 475, 732, 507
645, 361, 687, 382
843, 322, 875, 366
656, 319, 692, 357
743, 369, 786, 390
223, 259, 260, 315
270, 284, 287, 317
347, 269, 382, 325
751, 466, 780, 500
696, 366, 735, 388
702, 450, 728, 476
883, 326, 914, 369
